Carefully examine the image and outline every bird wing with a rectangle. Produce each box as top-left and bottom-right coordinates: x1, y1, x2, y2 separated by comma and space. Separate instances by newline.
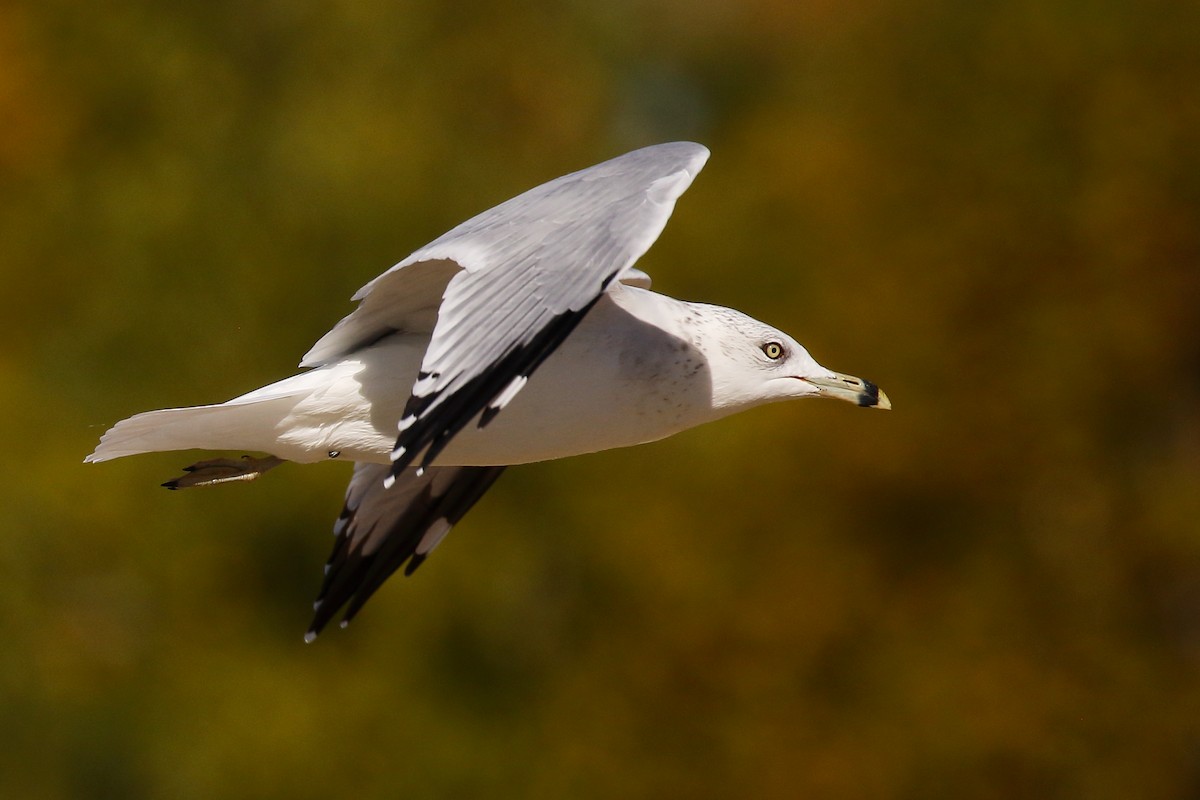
306, 462, 506, 640
361, 142, 709, 476
301, 144, 707, 636
302, 143, 702, 370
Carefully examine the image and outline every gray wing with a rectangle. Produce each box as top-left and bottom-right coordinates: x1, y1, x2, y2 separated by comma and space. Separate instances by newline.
301, 143, 701, 369
306, 462, 505, 641
379, 142, 708, 475
301, 257, 461, 367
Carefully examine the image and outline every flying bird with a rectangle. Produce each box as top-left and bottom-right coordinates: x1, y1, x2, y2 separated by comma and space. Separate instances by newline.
86, 142, 890, 641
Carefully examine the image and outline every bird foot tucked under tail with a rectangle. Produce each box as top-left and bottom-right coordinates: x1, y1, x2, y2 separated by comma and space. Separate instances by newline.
162, 455, 285, 490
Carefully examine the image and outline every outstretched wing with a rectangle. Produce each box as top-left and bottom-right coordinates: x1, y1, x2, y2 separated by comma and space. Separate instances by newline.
300, 144, 702, 373
384, 142, 709, 476
306, 462, 505, 641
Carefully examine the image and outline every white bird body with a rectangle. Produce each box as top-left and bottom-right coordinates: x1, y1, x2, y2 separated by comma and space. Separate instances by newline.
86, 142, 889, 639
90, 284, 783, 466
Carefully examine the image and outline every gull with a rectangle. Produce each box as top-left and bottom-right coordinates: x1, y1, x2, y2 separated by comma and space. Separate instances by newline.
86, 142, 890, 641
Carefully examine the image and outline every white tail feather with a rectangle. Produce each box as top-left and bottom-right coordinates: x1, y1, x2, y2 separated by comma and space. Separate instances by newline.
85, 397, 302, 463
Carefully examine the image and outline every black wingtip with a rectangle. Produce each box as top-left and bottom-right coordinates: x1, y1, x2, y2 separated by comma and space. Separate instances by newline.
478, 404, 502, 428
308, 466, 508, 638
403, 553, 427, 576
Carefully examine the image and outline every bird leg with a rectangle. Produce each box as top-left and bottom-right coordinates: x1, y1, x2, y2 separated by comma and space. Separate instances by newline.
161, 455, 284, 490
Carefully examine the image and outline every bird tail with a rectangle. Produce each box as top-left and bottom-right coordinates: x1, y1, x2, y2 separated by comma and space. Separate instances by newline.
85, 394, 304, 464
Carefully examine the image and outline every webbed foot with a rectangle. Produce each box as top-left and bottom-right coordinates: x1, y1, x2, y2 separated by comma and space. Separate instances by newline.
162, 455, 284, 489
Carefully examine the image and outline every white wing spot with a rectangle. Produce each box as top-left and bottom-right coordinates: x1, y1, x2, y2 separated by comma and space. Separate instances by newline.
415, 518, 453, 556
413, 374, 439, 395
490, 375, 528, 412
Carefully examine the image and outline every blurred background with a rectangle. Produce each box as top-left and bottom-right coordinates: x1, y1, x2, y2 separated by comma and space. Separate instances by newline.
3, 0, 1199, 797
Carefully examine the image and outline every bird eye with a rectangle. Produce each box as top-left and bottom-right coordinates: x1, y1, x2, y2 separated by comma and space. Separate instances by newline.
762, 341, 784, 360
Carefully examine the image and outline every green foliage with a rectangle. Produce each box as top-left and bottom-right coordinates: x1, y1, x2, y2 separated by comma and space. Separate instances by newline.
3, 0, 1199, 797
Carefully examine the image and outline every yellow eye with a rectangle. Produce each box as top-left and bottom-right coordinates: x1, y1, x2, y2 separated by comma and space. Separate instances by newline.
762, 341, 784, 360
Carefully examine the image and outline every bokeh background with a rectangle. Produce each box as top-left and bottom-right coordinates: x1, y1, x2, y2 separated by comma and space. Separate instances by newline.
3, 0, 1199, 797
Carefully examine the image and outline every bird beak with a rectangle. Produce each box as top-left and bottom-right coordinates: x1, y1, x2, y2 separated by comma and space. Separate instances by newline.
802, 372, 892, 410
